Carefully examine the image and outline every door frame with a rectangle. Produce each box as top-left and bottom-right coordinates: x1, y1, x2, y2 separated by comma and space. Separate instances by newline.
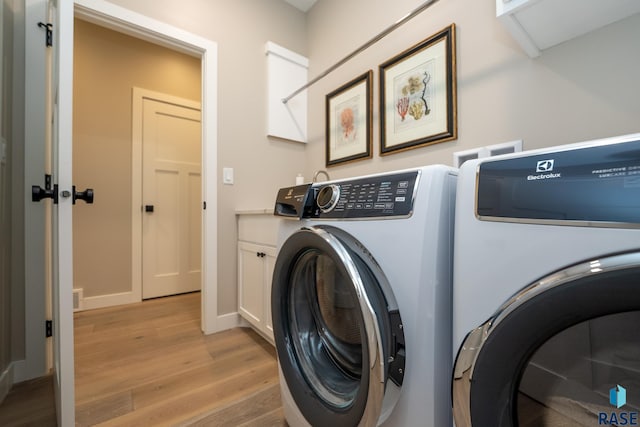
74, 0, 219, 333
132, 88, 202, 302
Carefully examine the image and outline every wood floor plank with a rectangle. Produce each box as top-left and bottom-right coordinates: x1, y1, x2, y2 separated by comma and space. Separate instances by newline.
72, 292, 284, 426
237, 407, 287, 427
179, 383, 283, 427
75, 390, 134, 426
0, 375, 57, 427
75, 344, 214, 401
94, 362, 279, 427
131, 343, 275, 409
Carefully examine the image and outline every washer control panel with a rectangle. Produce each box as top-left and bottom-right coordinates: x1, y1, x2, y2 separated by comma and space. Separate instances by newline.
310, 170, 419, 219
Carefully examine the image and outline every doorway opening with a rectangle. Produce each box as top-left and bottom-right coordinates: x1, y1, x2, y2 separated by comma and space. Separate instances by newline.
73, 19, 203, 306
72, 0, 219, 334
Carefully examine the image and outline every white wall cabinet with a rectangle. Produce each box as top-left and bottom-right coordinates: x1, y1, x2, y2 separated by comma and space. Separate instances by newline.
497, 0, 640, 57
237, 212, 280, 343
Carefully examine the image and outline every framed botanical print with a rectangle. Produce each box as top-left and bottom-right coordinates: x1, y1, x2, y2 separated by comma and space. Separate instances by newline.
325, 70, 373, 166
379, 24, 457, 155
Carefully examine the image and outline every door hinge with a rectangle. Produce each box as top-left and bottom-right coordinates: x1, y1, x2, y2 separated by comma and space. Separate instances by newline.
38, 22, 53, 47
45, 320, 53, 338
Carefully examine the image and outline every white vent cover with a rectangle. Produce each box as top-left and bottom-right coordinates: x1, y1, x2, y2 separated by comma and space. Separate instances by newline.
485, 140, 523, 157
453, 140, 524, 167
453, 148, 483, 168
73, 288, 84, 312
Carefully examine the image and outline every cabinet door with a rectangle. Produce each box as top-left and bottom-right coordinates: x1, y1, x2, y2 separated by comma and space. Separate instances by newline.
238, 241, 265, 329
263, 246, 278, 341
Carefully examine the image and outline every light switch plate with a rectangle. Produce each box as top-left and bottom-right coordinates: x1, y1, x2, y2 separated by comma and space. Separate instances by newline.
223, 167, 234, 185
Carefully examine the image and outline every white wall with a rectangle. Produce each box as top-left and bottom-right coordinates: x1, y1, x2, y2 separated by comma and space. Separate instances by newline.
304, 0, 640, 180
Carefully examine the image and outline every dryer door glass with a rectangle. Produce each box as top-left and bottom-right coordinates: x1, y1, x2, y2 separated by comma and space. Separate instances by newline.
453, 255, 640, 427
517, 311, 640, 426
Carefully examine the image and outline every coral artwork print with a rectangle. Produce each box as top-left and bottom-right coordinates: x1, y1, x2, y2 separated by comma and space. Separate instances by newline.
393, 59, 436, 133
335, 96, 360, 146
380, 25, 456, 154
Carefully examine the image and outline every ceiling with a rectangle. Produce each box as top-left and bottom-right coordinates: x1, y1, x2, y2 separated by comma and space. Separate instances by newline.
284, 0, 317, 13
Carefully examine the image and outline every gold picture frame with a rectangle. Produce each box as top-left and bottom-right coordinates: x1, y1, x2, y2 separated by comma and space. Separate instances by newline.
325, 70, 373, 166
379, 24, 457, 155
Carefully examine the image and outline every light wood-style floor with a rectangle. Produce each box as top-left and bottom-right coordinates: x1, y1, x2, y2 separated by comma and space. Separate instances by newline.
0, 374, 56, 426
0, 292, 285, 426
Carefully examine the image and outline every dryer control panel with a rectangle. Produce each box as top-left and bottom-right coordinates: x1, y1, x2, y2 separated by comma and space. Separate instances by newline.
309, 170, 419, 219
476, 139, 640, 227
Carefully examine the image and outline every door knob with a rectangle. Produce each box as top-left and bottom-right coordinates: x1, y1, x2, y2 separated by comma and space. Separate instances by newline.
32, 174, 58, 204
32, 184, 58, 203
145, 205, 154, 213
73, 186, 94, 204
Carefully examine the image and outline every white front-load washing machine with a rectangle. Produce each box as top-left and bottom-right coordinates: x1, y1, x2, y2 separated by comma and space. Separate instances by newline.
271, 165, 457, 426
451, 133, 640, 427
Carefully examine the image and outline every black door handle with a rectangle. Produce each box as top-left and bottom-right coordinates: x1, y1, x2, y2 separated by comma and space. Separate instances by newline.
32, 184, 58, 203
145, 205, 154, 213
32, 175, 58, 204
73, 186, 94, 204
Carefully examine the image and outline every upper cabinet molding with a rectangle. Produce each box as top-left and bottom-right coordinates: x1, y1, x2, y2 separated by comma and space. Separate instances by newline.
497, 0, 640, 57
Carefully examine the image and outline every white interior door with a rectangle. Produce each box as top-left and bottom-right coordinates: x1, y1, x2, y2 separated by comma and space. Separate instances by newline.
49, 0, 75, 424
142, 98, 202, 299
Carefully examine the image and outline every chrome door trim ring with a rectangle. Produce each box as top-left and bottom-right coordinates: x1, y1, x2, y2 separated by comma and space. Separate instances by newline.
272, 226, 389, 426
452, 251, 640, 426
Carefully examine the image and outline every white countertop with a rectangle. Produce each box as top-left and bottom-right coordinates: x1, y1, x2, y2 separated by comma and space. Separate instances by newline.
235, 208, 274, 215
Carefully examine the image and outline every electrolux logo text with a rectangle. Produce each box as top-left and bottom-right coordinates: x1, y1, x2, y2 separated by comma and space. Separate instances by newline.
527, 159, 561, 181
536, 159, 555, 173
598, 385, 638, 425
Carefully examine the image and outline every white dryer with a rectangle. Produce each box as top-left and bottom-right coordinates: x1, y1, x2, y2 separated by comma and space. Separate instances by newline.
271, 166, 457, 426
452, 133, 640, 426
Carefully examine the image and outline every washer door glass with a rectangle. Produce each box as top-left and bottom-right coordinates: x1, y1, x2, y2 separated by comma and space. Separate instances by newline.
290, 248, 363, 407
272, 226, 402, 427
518, 311, 640, 426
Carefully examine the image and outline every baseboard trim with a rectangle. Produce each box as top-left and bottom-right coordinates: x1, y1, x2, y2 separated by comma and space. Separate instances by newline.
82, 291, 138, 311
0, 362, 14, 404
11, 360, 27, 383
213, 312, 247, 333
